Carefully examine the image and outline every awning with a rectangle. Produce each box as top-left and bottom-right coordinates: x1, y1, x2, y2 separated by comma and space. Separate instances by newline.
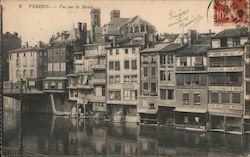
174, 107, 207, 113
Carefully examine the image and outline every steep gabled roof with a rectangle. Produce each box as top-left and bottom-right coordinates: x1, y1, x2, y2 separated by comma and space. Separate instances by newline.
105, 17, 129, 27
213, 28, 249, 38
9, 47, 45, 53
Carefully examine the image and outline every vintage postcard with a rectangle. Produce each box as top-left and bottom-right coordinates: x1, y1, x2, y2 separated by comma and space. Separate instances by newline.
1, 0, 250, 156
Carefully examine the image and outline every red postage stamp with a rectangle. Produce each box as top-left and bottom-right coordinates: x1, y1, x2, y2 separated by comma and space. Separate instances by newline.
214, 0, 248, 24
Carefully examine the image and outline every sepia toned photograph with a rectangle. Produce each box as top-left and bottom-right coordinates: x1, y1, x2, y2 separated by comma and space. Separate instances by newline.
0, 0, 250, 156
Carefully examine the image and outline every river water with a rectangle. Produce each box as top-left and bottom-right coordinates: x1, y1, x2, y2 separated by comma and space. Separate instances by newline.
3, 110, 250, 156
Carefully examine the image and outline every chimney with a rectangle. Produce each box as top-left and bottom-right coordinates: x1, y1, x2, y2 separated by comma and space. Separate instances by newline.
209, 29, 212, 47
188, 30, 197, 45
83, 23, 87, 44
14, 32, 18, 37
110, 10, 120, 19
112, 37, 116, 47
78, 22, 82, 31
26, 42, 29, 48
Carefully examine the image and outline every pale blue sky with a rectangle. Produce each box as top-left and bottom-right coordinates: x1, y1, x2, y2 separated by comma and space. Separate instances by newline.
2, 0, 232, 45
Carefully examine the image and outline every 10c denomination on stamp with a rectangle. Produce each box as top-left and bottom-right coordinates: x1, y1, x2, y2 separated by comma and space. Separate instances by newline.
214, 0, 248, 25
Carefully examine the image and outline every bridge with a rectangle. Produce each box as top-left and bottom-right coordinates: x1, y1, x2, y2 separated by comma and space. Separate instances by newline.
3, 81, 71, 115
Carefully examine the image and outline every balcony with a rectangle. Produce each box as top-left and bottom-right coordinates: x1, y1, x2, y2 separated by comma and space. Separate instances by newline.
208, 103, 243, 110
176, 66, 206, 72
91, 78, 106, 84
67, 84, 77, 89
208, 67, 243, 72
85, 50, 106, 57
76, 84, 93, 89
91, 64, 106, 70
208, 86, 243, 91
210, 61, 242, 67
90, 96, 106, 102
137, 106, 158, 114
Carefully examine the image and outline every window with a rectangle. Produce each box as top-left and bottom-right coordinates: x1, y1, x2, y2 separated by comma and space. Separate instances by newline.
23, 70, 26, 78
58, 82, 63, 89
109, 50, 113, 55
115, 91, 121, 100
16, 59, 20, 67
195, 56, 203, 66
184, 74, 191, 85
125, 49, 128, 54
109, 90, 121, 100
142, 55, 149, 64
48, 63, 53, 72
167, 71, 171, 81
131, 75, 137, 83
130, 26, 134, 33
160, 71, 166, 81
246, 64, 250, 78
116, 49, 119, 55
151, 67, 156, 77
143, 82, 148, 90
192, 74, 199, 85
167, 54, 174, 64
124, 60, 130, 69
221, 38, 227, 47
180, 57, 187, 66
233, 38, 240, 46
115, 75, 120, 83
160, 54, 166, 64
183, 93, 189, 105
124, 75, 130, 83
23, 53, 26, 57
30, 70, 34, 78
115, 61, 120, 70
131, 60, 137, 70
199, 74, 207, 86
211, 92, 219, 103
144, 67, 148, 77
160, 89, 167, 99
194, 93, 201, 105
16, 70, 20, 79
109, 61, 114, 70
168, 89, 174, 100
151, 82, 157, 95
232, 93, 240, 103
141, 25, 145, 32
109, 91, 115, 100
221, 93, 230, 103
247, 82, 250, 94
109, 76, 114, 84
132, 48, 136, 54
176, 74, 184, 86
151, 55, 157, 63
44, 83, 49, 89
132, 90, 137, 99
135, 26, 139, 33
17, 53, 19, 58
124, 90, 131, 100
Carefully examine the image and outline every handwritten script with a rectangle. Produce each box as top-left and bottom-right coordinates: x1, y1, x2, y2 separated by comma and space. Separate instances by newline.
168, 9, 203, 30
19, 3, 94, 9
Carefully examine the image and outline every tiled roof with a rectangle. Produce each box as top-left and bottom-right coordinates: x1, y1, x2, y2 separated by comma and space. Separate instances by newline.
213, 28, 248, 38
175, 45, 208, 56
106, 17, 129, 27
140, 42, 183, 53
9, 47, 45, 53
161, 43, 183, 52
140, 43, 171, 53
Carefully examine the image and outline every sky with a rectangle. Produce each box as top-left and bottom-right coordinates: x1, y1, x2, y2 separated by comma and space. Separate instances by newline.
2, 0, 234, 46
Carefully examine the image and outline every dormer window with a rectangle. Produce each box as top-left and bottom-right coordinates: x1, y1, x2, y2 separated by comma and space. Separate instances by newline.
220, 38, 227, 47
130, 26, 134, 33
233, 38, 240, 47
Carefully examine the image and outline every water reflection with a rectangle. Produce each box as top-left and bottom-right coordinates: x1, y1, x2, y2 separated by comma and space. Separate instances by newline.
3, 110, 250, 156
